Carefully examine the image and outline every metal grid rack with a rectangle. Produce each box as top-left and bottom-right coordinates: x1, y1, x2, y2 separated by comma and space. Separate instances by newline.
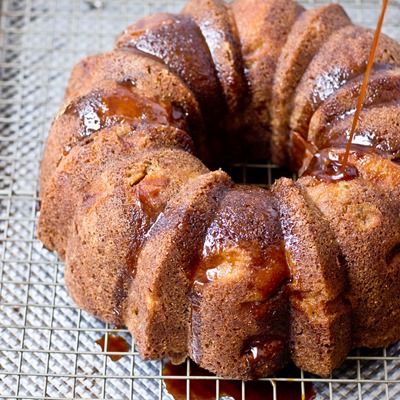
2, 0, 400, 398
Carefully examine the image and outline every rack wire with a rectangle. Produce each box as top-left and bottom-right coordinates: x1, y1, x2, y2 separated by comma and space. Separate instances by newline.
2, 0, 400, 399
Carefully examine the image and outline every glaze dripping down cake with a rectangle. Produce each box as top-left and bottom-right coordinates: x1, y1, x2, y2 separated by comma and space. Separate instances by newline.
38, 0, 400, 380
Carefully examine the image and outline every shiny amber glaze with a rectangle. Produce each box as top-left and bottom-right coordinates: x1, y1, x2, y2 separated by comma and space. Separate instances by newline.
191, 244, 289, 302
244, 338, 286, 373
302, 148, 359, 182
303, 0, 389, 182
95, 334, 130, 361
163, 360, 316, 400
63, 86, 185, 143
340, 0, 390, 171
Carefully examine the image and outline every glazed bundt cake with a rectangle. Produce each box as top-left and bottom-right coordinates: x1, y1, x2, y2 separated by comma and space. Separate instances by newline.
38, 0, 400, 380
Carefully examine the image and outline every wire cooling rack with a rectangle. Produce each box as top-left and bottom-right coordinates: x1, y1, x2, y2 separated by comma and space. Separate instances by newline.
2, 0, 400, 399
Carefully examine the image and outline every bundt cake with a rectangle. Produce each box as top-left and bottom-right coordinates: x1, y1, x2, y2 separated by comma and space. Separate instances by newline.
37, 0, 400, 380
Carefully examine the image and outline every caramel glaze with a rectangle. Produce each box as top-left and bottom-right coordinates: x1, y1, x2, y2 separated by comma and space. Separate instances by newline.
301, 148, 359, 182
62, 85, 186, 152
191, 246, 289, 302
300, 124, 396, 182
190, 188, 289, 298
96, 333, 130, 361
311, 101, 400, 159
308, 64, 399, 144
302, 0, 390, 183
191, 245, 290, 378
340, 0, 389, 172
188, 186, 291, 378
163, 360, 316, 400
243, 336, 287, 376
116, 13, 224, 117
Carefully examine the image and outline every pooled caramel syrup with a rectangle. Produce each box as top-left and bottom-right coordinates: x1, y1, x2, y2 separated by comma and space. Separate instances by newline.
303, 148, 359, 182
95, 334, 130, 361
63, 85, 185, 148
305, 0, 389, 182
163, 361, 316, 400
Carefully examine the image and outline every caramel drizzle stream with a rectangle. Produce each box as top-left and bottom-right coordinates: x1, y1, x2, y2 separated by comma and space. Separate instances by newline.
340, 0, 389, 172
